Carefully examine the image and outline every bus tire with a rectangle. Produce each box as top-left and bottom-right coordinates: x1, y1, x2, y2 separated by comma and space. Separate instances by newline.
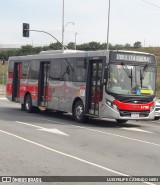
25, 94, 33, 113
116, 119, 128, 125
154, 117, 160, 120
73, 100, 87, 123
21, 104, 25, 111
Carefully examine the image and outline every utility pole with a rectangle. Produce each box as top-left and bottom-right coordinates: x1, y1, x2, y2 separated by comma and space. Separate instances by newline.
62, 0, 65, 51
107, 0, 111, 50
75, 32, 78, 50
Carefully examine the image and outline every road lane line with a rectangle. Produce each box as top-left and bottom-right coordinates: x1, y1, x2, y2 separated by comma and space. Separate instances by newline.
16, 121, 44, 129
0, 129, 155, 185
120, 127, 154, 134
0, 97, 7, 100
29, 117, 160, 148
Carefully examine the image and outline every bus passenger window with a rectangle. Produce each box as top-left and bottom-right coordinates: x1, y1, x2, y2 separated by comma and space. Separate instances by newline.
8, 60, 14, 73
73, 60, 86, 82
50, 60, 62, 80
28, 61, 39, 80
61, 59, 74, 81
22, 61, 29, 79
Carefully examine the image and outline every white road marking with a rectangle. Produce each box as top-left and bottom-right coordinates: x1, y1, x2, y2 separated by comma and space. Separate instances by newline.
38, 128, 68, 136
120, 127, 154, 134
0, 97, 7, 100
16, 121, 69, 136
29, 117, 160, 148
0, 129, 155, 185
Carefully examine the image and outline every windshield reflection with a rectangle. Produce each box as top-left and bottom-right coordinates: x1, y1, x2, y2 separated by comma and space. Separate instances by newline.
106, 64, 156, 95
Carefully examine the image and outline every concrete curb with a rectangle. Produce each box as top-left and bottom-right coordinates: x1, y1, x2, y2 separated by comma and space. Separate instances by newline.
0, 85, 6, 97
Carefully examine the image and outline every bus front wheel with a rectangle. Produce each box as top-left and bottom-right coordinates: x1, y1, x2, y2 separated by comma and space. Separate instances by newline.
73, 101, 87, 123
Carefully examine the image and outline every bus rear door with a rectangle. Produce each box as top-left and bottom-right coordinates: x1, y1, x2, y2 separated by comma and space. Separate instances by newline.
12, 62, 22, 102
38, 62, 50, 109
86, 59, 103, 117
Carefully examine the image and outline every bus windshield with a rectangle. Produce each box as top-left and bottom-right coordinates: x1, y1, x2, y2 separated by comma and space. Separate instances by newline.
106, 64, 156, 95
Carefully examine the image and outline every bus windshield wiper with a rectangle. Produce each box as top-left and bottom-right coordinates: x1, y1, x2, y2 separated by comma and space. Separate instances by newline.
141, 64, 148, 79
140, 69, 143, 88
140, 64, 148, 88
121, 62, 133, 87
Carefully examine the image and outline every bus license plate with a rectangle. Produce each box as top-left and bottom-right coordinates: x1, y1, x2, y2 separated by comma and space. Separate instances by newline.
131, 113, 139, 118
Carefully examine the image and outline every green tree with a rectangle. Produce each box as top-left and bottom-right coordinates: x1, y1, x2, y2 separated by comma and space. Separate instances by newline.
124, 43, 131, 49
67, 42, 75, 50
21, 45, 33, 55
133, 41, 142, 48
113, 44, 124, 50
49, 42, 62, 50
88, 41, 101, 50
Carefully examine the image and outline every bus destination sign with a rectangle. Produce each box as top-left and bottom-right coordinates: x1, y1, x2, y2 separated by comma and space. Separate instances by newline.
116, 54, 151, 62
110, 52, 155, 63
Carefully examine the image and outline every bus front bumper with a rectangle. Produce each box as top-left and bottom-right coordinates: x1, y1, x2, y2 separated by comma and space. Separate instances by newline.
100, 105, 155, 120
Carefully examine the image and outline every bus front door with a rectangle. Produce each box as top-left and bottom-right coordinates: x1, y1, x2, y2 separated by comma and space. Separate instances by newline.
38, 62, 50, 109
12, 63, 22, 102
86, 60, 103, 117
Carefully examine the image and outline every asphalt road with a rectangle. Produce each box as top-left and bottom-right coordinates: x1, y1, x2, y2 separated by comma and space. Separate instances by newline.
0, 98, 160, 185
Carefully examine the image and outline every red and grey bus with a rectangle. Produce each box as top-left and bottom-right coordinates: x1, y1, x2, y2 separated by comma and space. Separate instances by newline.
6, 49, 157, 124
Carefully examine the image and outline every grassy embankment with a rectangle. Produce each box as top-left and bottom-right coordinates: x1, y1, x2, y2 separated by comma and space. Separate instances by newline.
0, 63, 7, 85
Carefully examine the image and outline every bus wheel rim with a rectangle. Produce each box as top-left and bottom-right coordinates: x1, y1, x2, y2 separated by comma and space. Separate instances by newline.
76, 105, 83, 119
26, 99, 30, 110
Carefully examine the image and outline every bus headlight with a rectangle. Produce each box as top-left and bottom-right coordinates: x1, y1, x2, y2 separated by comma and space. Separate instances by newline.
106, 99, 118, 111
106, 100, 112, 107
112, 103, 118, 110
150, 103, 155, 113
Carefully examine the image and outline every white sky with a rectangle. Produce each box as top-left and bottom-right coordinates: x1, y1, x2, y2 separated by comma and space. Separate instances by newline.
0, 0, 160, 47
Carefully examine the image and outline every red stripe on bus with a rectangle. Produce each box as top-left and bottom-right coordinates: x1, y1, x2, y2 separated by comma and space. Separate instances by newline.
113, 99, 154, 111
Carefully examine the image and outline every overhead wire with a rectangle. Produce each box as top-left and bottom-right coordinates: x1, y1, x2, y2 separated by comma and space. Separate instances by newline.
141, 0, 160, 9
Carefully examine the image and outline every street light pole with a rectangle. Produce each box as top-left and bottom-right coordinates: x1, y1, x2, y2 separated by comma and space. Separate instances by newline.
107, 0, 111, 50
62, 1, 74, 51
62, 0, 64, 51
65, 22, 74, 28
2, 62, 5, 92
75, 32, 78, 50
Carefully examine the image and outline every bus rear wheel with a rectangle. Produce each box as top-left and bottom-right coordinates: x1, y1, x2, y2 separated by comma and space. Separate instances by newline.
25, 94, 33, 113
73, 100, 87, 123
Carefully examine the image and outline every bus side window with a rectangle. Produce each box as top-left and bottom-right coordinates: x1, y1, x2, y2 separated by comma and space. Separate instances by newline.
22, 61, 29, 79
8, 60, 14, 73
50, 60, 62, 80
61, 59, 74, 81
28, 61, 39, 80
8, 60, 14, 78
73, 60, 86, 82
